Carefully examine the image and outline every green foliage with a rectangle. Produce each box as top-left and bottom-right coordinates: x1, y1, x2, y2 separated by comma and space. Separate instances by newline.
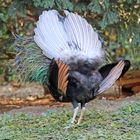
0, 99, 140, 139
33, 0, 74, 10
0, 0, 140, 81
88, 0, 102, 14
100, 10, 119, 29
33, 0, 55, 8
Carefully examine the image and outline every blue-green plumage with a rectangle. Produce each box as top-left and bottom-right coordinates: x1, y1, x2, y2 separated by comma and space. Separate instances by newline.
14, 37, 50, 84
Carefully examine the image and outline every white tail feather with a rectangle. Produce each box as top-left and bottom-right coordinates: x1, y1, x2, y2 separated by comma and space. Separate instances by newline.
34, 10, 104, 60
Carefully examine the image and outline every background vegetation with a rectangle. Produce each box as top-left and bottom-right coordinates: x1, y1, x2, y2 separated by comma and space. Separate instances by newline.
0, 0, 140, 81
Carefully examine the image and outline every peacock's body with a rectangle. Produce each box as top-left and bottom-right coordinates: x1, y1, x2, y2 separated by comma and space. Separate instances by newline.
15, 10, 130, 125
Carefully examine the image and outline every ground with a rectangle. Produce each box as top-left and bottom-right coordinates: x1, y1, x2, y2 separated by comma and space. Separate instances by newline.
0, 94, 140, 140
0, 71, 140, 140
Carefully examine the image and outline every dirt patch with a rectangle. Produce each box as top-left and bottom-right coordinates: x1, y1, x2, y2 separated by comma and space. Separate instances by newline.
0, 70, 140, 115
1, 94, 139, 116
0, 82, 44, 99
0, 94, 68, 114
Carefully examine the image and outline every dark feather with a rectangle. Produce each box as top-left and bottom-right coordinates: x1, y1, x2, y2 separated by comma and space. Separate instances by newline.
99, 60, 131, 80
49, 59, 69, 101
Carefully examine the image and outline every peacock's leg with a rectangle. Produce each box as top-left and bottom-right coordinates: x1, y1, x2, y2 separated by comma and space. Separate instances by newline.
77, 107, 86, 124
71, 106, 80, 124
64, 105, 80, 129
70, 100, 80, 124
64, 101, 80, 129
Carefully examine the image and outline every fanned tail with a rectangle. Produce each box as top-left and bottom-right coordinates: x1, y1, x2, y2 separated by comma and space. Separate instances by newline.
13, 36, 50, 84
14, 9, 105, 84
34, 10, 104, 62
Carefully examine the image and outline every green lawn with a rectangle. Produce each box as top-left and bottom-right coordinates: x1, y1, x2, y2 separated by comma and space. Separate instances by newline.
0, 97, 140, 140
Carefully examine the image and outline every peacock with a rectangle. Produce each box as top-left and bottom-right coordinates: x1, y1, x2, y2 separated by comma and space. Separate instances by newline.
15, 10, 130, 125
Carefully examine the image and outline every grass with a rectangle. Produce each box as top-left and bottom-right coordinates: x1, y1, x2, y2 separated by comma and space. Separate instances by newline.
0, 99, 140, 140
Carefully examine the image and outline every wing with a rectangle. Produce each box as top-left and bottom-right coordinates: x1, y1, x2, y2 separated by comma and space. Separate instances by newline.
99, 60, 130, 79
56, 60, 69, 95
49, 59, 69, 100
97, 60, 125, 94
